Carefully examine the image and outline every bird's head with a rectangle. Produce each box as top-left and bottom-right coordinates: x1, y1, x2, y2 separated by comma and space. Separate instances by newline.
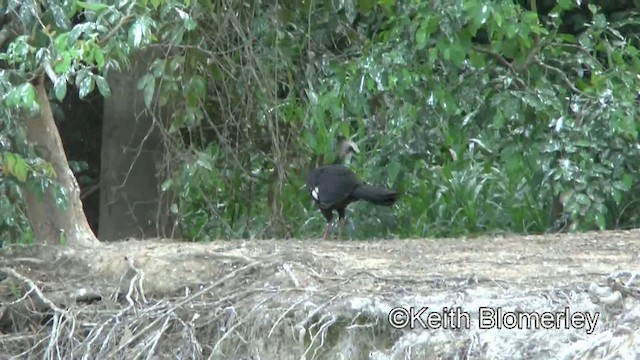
336, 136, 359, 164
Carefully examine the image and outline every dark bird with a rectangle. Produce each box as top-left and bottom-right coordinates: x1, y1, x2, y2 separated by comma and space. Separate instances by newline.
306, 137, 400, 240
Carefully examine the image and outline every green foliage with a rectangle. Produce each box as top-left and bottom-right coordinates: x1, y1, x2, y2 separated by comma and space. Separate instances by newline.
0, 180, 34, 246
293, 0, 640, 237
0, 0, 154, 243
4, 0, 640, 242
143, 0, 640, 240
0, 151, 63, 245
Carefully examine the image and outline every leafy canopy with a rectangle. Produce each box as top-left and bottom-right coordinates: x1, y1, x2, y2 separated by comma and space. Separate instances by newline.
2, 0, 640, 241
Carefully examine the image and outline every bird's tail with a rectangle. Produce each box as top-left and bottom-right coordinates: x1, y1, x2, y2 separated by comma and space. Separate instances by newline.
352, 185, 400, 206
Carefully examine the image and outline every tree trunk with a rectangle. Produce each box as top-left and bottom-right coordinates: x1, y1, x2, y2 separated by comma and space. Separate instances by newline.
21, 76, 99, 248
99, 50, 174, 241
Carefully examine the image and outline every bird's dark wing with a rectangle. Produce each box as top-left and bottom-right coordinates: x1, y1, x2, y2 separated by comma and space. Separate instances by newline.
306, 165, 361, 209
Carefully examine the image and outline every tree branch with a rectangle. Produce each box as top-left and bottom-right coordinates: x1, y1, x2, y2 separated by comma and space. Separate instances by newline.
44, 62, 59, 84
537, 61, 586, 96
1, 267, 66, 313
98, 15, 135, 46
521, 33, 543, 70
472, 45, 517, 74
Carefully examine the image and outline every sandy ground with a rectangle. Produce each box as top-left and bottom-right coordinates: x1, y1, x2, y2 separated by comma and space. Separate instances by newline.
190, 229, 639, 289
16, 228, 629, 298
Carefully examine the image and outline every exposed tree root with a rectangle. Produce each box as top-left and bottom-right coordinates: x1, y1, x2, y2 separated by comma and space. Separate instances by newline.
0, 232, 639, 359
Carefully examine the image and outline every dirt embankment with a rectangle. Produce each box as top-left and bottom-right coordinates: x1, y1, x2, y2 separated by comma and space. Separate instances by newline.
1, 230, 639, 359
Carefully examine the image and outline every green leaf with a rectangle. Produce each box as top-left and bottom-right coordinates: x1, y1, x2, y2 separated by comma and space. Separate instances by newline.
416, 27, 427, 49
54, 33, 70, 51
12, 156, 28, 183
184, 18, 196, 31
137, 74, 152, 90
53, 184, 69, 210
449, 44, 467, 67
151, 0, 162, 9
49, 2, 71, 30
304, 132, 317, 151
428, 47, 438, 64
59, 231, 67, 246
94, 75, 111, 97
128, 18, 152, 48
575, 193, 590, 206
129, 20, 144, 48
358, 0, 374, 13
78, 73, 95, 98
54, 75, 68, 101
43, 163, 57, 179
76, 1, 111, 13
150, 58, 167, 77
94, 47, 105, 70
19, 83, 38, 112
613, 189, 622, 205
472, 3, 489, 29
387, 162, 401, 184
161, 179, 173, 192
54, 52, 72, 74
622, 173, 633, 190
492, 8, 503, 28
143, 76, 156, 108
25, 179, 45, 203
558, 0, 575, 10
593, 13, 606, 28
5, 88, 21, 108
189, 75, 206, 96
75, 69, 87, 88
416, 16, 440, 49
469, 49, 486, 67
4, 153, 16, 176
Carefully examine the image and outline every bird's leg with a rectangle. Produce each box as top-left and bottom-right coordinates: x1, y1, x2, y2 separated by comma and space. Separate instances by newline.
321, 209, 334, 240
322, 223, 332, 240
338, 219, 345, 240
337, 208, 346, 241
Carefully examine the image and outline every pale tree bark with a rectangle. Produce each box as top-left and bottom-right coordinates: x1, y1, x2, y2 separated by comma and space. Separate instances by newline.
21, 75, 100, 248
99, 50, 174, 241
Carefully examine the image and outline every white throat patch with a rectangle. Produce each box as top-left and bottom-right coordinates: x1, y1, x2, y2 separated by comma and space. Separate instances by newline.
311, 187, 319, 201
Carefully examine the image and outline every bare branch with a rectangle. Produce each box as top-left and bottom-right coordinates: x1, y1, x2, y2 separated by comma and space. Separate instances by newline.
1, 267, 66, 313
